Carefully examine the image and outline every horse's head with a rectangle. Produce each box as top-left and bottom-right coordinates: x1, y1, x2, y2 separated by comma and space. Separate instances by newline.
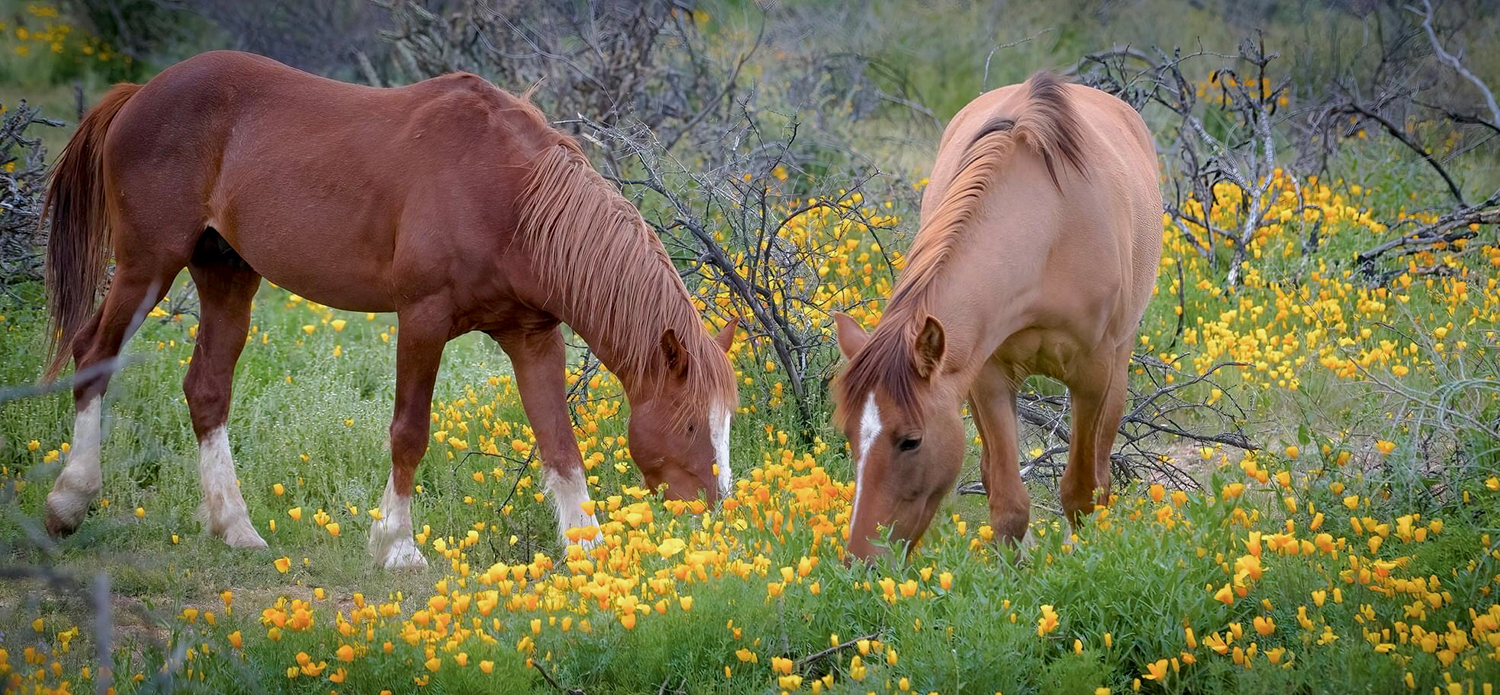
626, 320, 739, 504
833, 312, 965, 560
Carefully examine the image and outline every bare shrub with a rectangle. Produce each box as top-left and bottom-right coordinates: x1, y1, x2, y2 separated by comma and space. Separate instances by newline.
0, 101, 62, 290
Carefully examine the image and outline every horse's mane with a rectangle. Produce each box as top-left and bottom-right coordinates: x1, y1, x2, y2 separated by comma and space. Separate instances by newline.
836, 72, 1086, 424
517, 141, 737, 421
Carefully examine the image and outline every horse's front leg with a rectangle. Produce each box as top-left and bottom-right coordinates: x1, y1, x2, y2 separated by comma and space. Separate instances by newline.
494, 325, 601, 548
971, 362, 1029, 545
368, 305, 451, 570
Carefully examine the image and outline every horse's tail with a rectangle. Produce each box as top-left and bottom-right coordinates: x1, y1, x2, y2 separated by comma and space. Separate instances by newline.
1013, 71, 1087, 187
43, 83, 141, 380
968, 71, 1086, 190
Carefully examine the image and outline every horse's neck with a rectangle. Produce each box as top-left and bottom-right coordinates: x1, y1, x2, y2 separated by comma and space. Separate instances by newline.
533, 264, 680, 395
896, 241, 1041, 386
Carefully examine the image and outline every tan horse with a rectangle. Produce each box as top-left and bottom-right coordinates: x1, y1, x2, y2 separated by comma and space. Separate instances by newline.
41, 51, 738, 568
833, 73, 1161, 559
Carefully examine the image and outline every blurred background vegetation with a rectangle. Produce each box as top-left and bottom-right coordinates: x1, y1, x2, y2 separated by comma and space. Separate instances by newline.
3, 0, 1497, 166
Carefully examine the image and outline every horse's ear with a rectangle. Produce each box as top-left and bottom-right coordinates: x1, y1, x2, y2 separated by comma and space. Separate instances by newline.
913, 315, 946, 379
714, 317, 739, 354
833, 312, 869, 361
660, 328, 690, 380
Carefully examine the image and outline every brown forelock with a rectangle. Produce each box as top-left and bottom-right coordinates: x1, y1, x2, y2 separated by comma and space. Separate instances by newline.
42, 82, 143, 379
516, 144, 737, 424
835, 71, 1087, 426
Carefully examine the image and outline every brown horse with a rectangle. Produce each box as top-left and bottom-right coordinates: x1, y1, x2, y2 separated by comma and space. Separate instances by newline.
832, 73, 1161, 559
41, 51, 739, 568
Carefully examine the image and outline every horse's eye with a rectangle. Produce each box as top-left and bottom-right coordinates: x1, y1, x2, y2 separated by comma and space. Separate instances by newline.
898, 437, 922, 452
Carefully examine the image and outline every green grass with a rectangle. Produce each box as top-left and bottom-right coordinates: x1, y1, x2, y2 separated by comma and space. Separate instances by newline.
2, 146, 1499, 690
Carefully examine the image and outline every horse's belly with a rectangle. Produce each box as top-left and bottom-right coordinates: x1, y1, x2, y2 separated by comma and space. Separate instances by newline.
218, 227, 398, 313
995, 327, 1086, 381
257, 265, 397, 313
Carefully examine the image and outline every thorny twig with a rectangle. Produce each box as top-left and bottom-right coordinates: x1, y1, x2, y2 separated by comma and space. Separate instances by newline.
532, 660, 587, 695
794, 631, 883, 671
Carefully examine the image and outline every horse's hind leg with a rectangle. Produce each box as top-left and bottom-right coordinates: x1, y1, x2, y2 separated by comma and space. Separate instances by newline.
183, 235, 266, 548
45, 265, 178, 536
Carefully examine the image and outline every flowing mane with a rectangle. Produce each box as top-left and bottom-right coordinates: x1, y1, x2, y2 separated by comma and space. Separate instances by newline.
517, 142, 737, 421
836, 72, 1086, 425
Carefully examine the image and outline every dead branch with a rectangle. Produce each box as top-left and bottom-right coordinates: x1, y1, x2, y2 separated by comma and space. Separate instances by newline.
1334, 100, 1467, 205
958, 356, 1254, 497
1414, 0, 1499, 129
794, 632, 882, 670
1, 101, 64, 285
1356, 190, 1500, 268
532, 660, 587, 695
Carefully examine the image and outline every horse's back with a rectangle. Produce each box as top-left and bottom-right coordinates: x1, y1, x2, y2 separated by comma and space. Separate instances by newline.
103, 49, 555, 201
96, 50, 559, 312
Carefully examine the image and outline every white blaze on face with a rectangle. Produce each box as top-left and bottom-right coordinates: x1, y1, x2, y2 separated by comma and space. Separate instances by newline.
849, 393, 882, 533
710, 403, 733, 498
545, 467, 600, 548
44, 397, 103, 531
369, 473, 427, 569
196, 426, 266, 548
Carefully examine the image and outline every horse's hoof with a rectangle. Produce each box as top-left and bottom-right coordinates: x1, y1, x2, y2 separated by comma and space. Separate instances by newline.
372, 533, 428, 570
44, 493, 86, 537
44, 511, 79, 537
222, 523, 269, 549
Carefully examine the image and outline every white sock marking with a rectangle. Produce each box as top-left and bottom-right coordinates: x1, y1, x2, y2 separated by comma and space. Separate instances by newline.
197, 426, 266, 548
369, 473, 426, 569
46, 398, 103, 530
545, 467, 600, 548
710, 403, 733, 497
850, 393, 882, 533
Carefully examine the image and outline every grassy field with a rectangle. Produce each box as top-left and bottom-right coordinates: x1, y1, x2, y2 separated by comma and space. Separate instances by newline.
4, 1, 1500, 694
3, 146, 1499, 692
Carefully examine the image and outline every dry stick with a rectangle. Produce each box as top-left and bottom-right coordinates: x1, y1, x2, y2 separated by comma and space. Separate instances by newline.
90, 573, 114, 695
794, 632, 882, 671
656, 676, 686, 695
659, 15, 764, 153
532, 661, 586, 695
1415, 0, 1500, 127
960, 355, 1253, 495
1338, 101, 1467, 206
981, 28, 1056, 93
1356, 192, 1500, 265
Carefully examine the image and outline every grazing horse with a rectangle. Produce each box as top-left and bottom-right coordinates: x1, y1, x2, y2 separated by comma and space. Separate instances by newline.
832, 73, 1161, 559
40, 51, 739, 568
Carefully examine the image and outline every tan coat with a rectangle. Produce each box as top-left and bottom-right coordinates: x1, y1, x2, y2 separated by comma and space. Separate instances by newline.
835, 73, 1162, 558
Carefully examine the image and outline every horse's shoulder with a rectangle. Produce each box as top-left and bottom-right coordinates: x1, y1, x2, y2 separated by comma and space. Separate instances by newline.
399, 75, 562, 154
938, 84, 1030, 153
